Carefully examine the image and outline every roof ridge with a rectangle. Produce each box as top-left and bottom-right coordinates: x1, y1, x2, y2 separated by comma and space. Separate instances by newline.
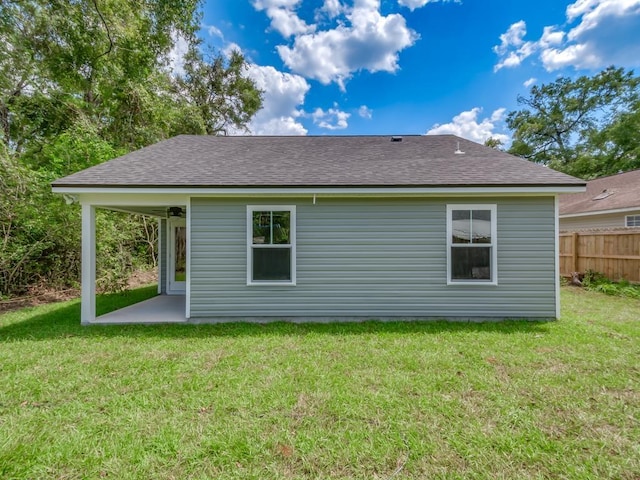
590, 168, 640, 181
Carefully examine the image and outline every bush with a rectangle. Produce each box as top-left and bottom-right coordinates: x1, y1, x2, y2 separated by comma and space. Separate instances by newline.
582, 270, 640, 299
95, 211, 153, 293
1, 148, 156, 297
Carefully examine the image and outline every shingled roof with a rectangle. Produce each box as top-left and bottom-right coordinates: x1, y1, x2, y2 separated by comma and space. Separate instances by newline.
52, 134, 584, 189
559, 169, 640, 216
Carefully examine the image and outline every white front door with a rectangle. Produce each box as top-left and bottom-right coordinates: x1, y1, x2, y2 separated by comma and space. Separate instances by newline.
168, 218, 186, 294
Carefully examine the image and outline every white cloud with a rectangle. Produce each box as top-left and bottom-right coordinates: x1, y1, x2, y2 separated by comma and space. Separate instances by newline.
207, 25, 224, 39
490, 107, 506, 122
358, 105, 373, 119
252, 0, 315, 37
311, 105, 350, 130
566, 0, 640, 38
426, 107, 510, 145
168, 32, 190, 76
222, 42, 244, 58
318, 0, 344, 19
397, 0, 457, 10
540, 43, 601, 70
244, 64, 310, 135
544, 0, 640, 70
539, 26, 564, 47
493, 0, 640, 72
493, 21, 536, 71
275, 0, 418, 89
267, 7, 316, 37
494, 20, 527, 54
495, 52, 523, 70
523, 77, 537, 87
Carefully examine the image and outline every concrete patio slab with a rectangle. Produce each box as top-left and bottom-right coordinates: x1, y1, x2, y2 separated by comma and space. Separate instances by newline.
94, 295, 186, 324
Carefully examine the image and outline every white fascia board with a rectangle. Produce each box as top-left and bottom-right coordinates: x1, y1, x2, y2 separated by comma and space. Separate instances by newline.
53, 185, 586, 198
560, 206, 640, 218
72, 193, 190, 206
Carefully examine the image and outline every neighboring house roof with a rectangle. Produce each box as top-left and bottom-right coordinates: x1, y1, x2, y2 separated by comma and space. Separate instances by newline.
559, 169, 640, 216
52, 134, 584, 189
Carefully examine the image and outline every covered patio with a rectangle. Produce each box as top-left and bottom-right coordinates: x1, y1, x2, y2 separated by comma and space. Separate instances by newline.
71, 195, 190, 324
95, 295, 186, 324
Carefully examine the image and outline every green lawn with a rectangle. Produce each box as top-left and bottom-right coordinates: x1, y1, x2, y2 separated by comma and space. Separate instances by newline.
0, 287, 638, 479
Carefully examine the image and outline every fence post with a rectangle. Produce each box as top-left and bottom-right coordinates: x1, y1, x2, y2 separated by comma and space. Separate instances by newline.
572, 232, 579, 272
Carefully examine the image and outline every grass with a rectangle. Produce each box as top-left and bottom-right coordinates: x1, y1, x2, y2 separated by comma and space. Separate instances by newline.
0, 287, 638, 479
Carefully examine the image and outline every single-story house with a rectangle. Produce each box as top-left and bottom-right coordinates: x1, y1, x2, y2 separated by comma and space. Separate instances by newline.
559, 169, 640, 231
52, 135, 585, 324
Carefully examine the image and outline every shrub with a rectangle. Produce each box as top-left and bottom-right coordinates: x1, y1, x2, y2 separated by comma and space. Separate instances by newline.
582, 270, 640, 299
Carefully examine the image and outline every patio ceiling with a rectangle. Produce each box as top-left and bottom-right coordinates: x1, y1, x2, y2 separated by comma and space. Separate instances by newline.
101, 205, 184, 217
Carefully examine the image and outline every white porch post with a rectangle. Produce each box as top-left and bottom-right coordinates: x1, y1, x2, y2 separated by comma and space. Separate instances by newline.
157, 217, 162, 295
185, 199, 191, 319
81, 203, 96, 324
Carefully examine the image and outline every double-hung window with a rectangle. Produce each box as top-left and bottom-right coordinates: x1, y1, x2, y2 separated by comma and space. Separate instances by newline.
247, 206, 296, 285
625, 215, 640, 227
446, 204, 497, 285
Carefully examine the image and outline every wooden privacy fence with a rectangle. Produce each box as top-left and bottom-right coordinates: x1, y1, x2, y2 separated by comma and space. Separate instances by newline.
559, 230, 640, 283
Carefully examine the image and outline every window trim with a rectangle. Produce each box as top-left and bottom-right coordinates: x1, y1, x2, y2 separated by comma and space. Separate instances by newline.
246, 205, 296, 286
625, 214, 640, 227
446, 204, 498, 286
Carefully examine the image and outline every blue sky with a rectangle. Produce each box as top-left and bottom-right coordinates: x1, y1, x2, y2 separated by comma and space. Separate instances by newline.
186, 0, 640, 142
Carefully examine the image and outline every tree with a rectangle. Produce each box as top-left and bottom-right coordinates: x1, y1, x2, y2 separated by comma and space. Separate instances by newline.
585, 100, 640, 175
1, 0, 202, 154
0, 0, 263, 296
484, 137, 504, 150
1, 0, 262, 154
506, 67, 640, 178
175, 48, 263, 135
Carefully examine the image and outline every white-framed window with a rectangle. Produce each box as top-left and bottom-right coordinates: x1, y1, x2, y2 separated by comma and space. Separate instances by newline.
247, 206, 296, 285
625, 215, 640, 227
446, 204, 497, 285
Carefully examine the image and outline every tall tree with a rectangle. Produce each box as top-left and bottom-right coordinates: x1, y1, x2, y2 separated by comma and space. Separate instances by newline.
175, 48, 262, 135
507, 67, 640, 178
0, 0, 263, 297
1, 0, 192, 153
1, 0, 262, 159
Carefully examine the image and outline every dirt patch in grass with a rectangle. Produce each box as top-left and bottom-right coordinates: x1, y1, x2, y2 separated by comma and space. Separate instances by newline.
0, 286, 79, 313
125, 268, 158, 290
0, 268, 157, 314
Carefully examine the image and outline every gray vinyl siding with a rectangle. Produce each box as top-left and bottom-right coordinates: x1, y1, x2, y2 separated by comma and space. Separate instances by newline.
560, 210, 640, 231
159, 218, 167, 294
189, 196, 557, 320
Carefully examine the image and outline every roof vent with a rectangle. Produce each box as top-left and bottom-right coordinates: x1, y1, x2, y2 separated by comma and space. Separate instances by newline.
592, 189, 613, 201
391, 136, 403, 142
454, 141, 465, 155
